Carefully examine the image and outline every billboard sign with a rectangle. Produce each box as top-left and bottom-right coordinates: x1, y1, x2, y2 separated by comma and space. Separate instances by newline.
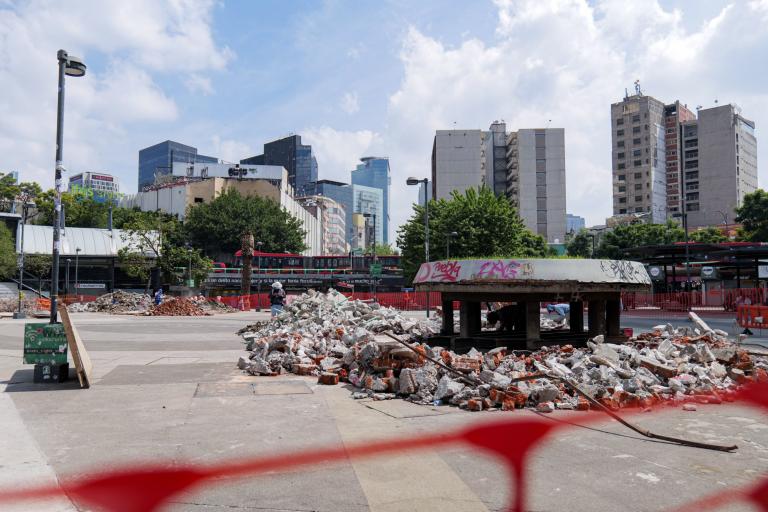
171, 162, 284, 181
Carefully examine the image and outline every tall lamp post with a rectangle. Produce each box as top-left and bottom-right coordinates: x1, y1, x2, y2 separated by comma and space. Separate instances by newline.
363, 213, 377, 299
446, 231, 458, 259
14, 196, 34, 319
74, 247, 81, 294
50, 49, 86, 324
406, 177, 430, 318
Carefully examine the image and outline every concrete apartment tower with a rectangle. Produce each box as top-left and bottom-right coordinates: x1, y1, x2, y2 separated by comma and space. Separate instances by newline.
610, 88, 667, 223
431, 122, 566, 244
664, 101, 697, 215
682, 104, 758, 227
506, 128, 567, 243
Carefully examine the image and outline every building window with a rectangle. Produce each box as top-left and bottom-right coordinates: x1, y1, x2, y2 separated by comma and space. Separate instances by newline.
535, 133, 546, 147
687, 182, 698, 191
685, 140, 697, 148
619, 208, 627, 214
684, 160, 698, 169
685, 150, 698, 159
617, 118, 624, 126
617, 141, 625, 148
633, 138, 641, 145
634, 160, 642, 167
632, 126, 641, 134
633, 149, 641, 157
617, 129, 625, 136
634, 172, 642, 179
666, 128, 675, 134
686, 192, 699, 201
686, 203, 700, 212
632, 114, 640, 123
617, 152, 625, 159
618, 186, 626, 192
194, 197, 204, 203
635, 196, 642, 202
635, 184, 642, 190
685, 171, 699, 180
619, 197, 626, 204
618, 174, 626, 181
617, 163, 626, 170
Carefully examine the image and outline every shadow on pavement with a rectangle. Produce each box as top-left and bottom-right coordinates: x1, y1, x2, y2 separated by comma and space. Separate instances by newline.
3, 368, 83, 392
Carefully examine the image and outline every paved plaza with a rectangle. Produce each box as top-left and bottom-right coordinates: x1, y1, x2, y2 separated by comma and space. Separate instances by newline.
1, 312, 767, 511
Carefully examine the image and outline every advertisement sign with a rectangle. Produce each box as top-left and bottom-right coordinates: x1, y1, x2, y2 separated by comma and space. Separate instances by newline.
24, 323, 68, 364
759, 265, 768, 279
700, 266, 719, 280
647, 266, 664, 281
75, 283, 106, 289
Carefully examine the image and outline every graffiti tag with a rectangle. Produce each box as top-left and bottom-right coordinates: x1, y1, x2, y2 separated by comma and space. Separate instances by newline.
600, 260, 646, 283
476, 260, 521, 280
431, 261, 462, 282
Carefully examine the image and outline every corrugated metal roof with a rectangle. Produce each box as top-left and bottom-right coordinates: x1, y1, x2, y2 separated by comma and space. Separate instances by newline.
17, 225, 159, 258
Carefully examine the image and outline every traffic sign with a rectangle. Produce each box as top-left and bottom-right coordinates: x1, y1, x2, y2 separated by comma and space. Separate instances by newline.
370, 263, 382, 276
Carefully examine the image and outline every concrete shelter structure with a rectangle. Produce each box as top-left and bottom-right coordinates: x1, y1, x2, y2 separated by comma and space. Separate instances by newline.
414, 258, 650, 351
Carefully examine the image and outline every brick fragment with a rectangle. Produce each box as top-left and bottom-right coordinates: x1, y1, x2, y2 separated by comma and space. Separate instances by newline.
318, 372, 339, 385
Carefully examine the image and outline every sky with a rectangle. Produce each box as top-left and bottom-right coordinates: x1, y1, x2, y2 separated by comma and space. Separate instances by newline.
1, 0, 767, 243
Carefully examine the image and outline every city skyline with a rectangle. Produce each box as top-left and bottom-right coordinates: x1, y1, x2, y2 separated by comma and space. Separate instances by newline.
1, 1, 766, 241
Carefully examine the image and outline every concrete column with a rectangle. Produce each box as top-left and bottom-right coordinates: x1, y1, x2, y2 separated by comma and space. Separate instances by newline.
525, 301, 540, 344
441, 298, 454, 335
588, 299, 606, 337
459, 301, 481, 337
606, 298, 621, 337
514, 303, 526, 333
569, 300, 584, 334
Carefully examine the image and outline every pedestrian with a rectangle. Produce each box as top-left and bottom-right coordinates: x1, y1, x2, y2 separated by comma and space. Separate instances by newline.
154, 287, 163, 306
270, 282, 286, 317
546, 303, 570, 321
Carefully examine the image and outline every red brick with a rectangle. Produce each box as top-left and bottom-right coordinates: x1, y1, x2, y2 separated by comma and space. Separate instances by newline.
467, 399, 483, 412
318, 372, 339, 385
294, 364, 316, 376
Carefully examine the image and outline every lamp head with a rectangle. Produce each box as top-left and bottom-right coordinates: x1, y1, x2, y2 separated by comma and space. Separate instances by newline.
406, 177, 422, 186
62, 53, 86, 77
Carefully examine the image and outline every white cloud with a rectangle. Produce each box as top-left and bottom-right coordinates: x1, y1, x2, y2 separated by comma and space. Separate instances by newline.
184, 73, 215, 95
0, 0, 231, 191
382, 0, 768, 238
340, 91, 360, 114
210, 136, 252, 164
301, 126, 381, 182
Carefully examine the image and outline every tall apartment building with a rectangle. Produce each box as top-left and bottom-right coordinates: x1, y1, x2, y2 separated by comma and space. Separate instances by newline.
680, 104, 758, 227
610, 92, 668, 223
138, 140, 218, 191
431, 122, 566, 243
298, 195, 348, 255
68, 171, 120, 202
351, 157, 391, 244
241, 135, 318, 197
506, 128, 567, 243
664, 101, 697, 214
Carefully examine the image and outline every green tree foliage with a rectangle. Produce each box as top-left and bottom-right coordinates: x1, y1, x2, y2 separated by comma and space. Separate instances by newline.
596, 221, 685, 259
184, 189, 307, 257
566, 229, 594, 258
735, 189, 768, 242
35, 190, 111, 228
0, 172, 42, 201
689, 226, 728, 243
396, 187, 550, 281
368, 243, 399, 256
0, 223, 16, 279
23, 254, 52, 278
117, 210, 212, 287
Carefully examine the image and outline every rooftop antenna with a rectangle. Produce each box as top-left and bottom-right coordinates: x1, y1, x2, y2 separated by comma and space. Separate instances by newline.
545, 119, 552, 128
714, 99, 719, 105
624, 88, 629, 100
634, 79, 642, 96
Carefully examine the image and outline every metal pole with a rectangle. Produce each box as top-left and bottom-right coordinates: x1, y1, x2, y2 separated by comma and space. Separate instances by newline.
683, 211, 691, 295
446, 235, 450, 259
424, 180, 430, 318
15, 203, 27, 318
373, 214, 377, 301
65, 259, 71, 297
75, 249, 79, 293
50, 51, 67, 323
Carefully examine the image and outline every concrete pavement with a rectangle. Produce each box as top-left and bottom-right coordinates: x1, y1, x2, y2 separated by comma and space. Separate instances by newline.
0, 311, 767, 511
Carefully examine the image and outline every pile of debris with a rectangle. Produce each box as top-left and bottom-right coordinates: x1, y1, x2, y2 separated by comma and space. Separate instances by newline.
149, 297, 208, 316
188, 295, 238, 313
0, 297, 39, 313
237, 289, 768, 412
69, 290, 152, 313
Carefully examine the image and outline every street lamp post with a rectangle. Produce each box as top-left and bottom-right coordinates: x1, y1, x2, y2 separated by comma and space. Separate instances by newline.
407, 177, 430, 318
74, 247, 81, 294
14, 197, 34, 319
446, 231, 458, 259
363, 213, 377, 300
65, 259, 71, 297
50, 49, 86, 324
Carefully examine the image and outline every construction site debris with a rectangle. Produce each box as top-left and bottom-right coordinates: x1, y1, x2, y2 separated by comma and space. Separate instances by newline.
237, 290, 767, 413
0, 297, 38, 313
69, 291, 151, 313
149, 297, 208, 316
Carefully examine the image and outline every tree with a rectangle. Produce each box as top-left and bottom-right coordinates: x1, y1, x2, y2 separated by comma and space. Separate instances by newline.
595, 221, 685, 259
566, 229, 594, 258
35, 189, 111, 228
23, 254, 52, 278
0, 172, 41, 201
368, 243, 399, 256
184, 189, 307, 258
118, 210, 212, 289
0, 223, 16, 279
689, 226, 728, 243
396, 187, 550, 281
736, 189, 768, 242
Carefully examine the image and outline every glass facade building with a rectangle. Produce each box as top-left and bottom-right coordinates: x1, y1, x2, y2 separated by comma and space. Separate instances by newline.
351, 184, 384, 248
241, 135, 318, 197
350, 157, 391, 244
138, 140, 218, 191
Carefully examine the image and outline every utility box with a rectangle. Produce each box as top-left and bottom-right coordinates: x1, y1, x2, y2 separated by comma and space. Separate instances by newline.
34, 363, 69, 383
24, 323, 68, 364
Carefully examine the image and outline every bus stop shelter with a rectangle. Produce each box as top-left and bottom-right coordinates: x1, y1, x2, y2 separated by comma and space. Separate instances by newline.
413, 258, 651, 351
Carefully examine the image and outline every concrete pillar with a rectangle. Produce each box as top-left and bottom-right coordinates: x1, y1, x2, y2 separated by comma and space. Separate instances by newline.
606, 298, 621, 337
588, 299, 606, 337
525, 301, 540, 344
569, 300, 584, 334
514, 303, 526, 333
459, 302, 481, 337
441, 298, 454, 335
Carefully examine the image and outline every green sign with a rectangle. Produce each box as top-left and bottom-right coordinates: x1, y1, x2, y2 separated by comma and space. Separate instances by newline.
24, 323, 68, 364
370, 263, 382, 277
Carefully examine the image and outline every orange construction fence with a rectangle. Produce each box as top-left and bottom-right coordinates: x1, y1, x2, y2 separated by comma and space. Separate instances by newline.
737, 305, 768, 329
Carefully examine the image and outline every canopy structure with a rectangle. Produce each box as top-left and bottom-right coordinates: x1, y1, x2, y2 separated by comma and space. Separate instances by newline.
414, 258, 651, 351
18, 225, 158, 258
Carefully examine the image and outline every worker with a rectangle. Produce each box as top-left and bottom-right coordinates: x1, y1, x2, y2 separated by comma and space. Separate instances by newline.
487, 304, 520, 332
154, 287, 163, 306
546, 303, 570, 321
269, 282, 286, 317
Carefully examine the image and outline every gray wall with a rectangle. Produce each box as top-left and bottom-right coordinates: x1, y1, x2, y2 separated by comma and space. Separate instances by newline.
432, 130, 488, 200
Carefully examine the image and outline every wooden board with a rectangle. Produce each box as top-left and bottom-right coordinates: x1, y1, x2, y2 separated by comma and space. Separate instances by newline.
60, 307, 93, 388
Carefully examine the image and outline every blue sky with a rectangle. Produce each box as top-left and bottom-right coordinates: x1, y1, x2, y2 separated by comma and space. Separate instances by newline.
1, 0, 767, 242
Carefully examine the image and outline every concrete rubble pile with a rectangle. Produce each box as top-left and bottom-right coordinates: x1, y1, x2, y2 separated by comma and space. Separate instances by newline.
0, 297, 38, 313
149, 297, 208, 316
69, 290, 152, 313
188, 295, 238, 313
237, 292, 768, 412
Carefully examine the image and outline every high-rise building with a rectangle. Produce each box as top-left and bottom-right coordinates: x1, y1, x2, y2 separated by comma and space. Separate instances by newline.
681, 104, 758, 228
351, 184, 384, 248
241, 135, 318, 197
138, 140, 218, 191
431, 122, 566, 243
610, 90, 667, 223
298, 195, 348, 255
566, 214, 586, 234
351, 157, 391, 244
611, 88, 758, 228
311, 180, 384, 248
506, 128, 567, 243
